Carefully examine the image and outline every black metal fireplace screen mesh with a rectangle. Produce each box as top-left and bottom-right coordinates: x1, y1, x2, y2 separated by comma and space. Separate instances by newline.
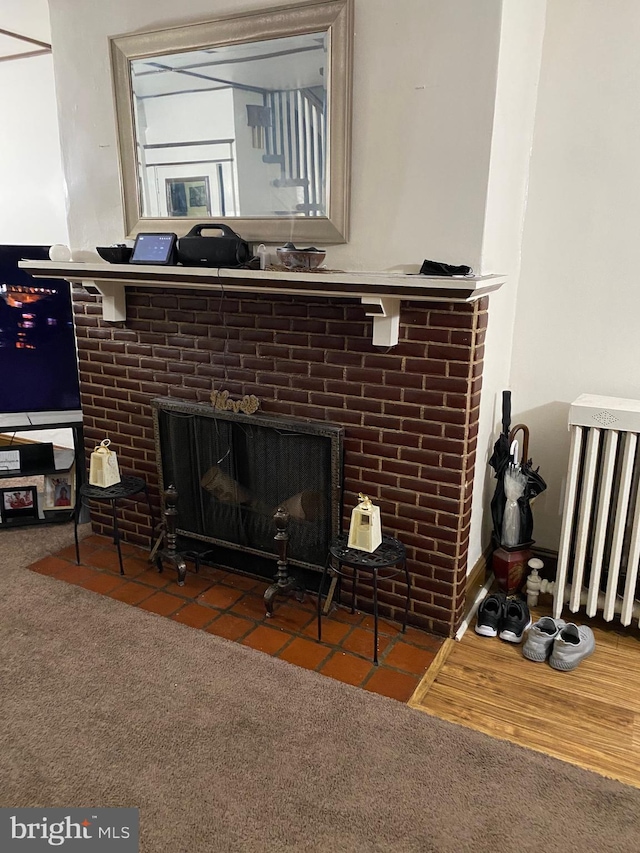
151, 398, 343, 572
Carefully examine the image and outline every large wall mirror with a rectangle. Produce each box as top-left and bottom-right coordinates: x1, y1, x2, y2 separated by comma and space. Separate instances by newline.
110, 0, 353, 244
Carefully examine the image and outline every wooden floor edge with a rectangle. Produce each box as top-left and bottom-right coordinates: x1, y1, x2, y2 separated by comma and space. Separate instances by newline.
407, 638, 456, 708
413, 705, 640, 790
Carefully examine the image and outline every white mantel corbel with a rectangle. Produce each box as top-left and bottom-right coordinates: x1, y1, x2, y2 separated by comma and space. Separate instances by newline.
18, 261, 506, 348
82, 279, 127, 322
361, 297, 400, 348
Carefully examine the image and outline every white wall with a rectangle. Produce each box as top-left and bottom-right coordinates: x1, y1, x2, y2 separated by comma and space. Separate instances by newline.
142, 89, 236, 146
233, 89, 276, 215
0, 0, 68, 245
47, 0, 503, 274
510, 0, 640, 550
468, 0, 547, 564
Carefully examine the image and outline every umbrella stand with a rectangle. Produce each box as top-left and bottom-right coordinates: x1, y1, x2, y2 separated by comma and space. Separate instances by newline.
492, 541, 535, 595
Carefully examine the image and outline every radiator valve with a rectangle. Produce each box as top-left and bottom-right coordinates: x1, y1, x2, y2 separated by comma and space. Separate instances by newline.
525, 558, 544, 608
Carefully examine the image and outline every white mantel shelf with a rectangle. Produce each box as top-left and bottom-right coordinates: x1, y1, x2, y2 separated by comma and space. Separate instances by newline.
19, 260, 505, 347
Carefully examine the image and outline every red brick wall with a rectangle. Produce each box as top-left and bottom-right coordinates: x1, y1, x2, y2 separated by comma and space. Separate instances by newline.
73, 285, 487, 637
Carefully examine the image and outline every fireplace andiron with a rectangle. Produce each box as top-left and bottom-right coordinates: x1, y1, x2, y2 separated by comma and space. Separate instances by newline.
264, 506, 305, 616
154, 484, 199, 585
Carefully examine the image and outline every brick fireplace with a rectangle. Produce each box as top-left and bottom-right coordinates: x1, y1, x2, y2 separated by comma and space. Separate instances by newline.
72, 284, 487, 638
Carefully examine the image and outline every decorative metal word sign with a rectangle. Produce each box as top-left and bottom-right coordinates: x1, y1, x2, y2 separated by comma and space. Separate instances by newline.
210, 389, 260, 415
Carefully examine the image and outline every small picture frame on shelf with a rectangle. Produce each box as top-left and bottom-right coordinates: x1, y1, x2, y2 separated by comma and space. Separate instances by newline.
0, 486, 39, 521
43, 469, 75, 511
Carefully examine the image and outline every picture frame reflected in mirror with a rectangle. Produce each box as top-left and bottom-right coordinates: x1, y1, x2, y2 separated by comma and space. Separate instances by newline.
166, 177, 212, 218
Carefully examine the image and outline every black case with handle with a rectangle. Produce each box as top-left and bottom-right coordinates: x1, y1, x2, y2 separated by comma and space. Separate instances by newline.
176, 224, 252, 268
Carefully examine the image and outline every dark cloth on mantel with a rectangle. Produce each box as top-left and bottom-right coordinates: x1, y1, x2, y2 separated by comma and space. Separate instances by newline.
419, 259, 473, 276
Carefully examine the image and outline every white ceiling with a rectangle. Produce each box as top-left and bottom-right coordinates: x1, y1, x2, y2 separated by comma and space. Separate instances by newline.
132, 32, 327, 98
0, 0, 51, 60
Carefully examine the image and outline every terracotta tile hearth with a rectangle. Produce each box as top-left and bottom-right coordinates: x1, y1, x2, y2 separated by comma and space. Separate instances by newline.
29, 534, 444, 703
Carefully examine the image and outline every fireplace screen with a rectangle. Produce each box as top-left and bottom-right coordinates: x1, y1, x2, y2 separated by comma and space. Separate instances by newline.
152, 398, 343, 572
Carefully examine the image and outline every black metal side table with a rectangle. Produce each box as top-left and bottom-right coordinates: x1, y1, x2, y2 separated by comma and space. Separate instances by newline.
317, 533, 410, 664
74, 476, 156, 576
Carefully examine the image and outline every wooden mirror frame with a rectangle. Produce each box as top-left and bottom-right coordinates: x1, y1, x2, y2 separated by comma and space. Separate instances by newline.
110, 0, 353, 244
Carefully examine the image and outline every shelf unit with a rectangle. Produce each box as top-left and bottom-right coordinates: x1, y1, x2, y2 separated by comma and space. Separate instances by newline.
18, 261, 506, 347
0, 416, 85, 529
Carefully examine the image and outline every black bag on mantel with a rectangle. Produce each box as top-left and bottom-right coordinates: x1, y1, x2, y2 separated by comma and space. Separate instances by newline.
176, 224, 252, 268
419, 259, 473, 277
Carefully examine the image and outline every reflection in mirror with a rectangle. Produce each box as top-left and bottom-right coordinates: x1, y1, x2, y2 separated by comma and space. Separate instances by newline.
132, 33, 328, 220
111, 0, 352, 243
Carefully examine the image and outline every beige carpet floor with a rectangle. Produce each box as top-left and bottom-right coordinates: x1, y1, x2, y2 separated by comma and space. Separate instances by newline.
1, 523, 639, 852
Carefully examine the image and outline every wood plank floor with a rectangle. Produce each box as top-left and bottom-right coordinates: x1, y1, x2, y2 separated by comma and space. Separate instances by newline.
409, 603, 640, 788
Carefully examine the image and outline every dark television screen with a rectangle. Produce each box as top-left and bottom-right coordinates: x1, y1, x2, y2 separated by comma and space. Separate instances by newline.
0, 245, 82, 414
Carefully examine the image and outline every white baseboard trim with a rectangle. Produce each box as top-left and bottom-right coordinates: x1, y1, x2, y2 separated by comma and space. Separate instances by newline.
455, 574, 494, 641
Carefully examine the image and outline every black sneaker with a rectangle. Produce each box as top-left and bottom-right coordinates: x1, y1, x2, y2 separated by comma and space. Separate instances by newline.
499, 598, 532, 644
475, 592, 506, 637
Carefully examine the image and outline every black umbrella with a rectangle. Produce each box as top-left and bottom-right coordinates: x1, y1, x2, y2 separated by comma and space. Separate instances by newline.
513, 426, 547, 545
489, 390, 512, 543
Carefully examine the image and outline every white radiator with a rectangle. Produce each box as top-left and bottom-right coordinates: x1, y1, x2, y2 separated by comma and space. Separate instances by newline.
554, 394, 640, 626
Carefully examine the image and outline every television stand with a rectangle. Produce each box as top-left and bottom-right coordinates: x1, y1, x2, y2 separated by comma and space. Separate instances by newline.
0, 415, 85, 529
